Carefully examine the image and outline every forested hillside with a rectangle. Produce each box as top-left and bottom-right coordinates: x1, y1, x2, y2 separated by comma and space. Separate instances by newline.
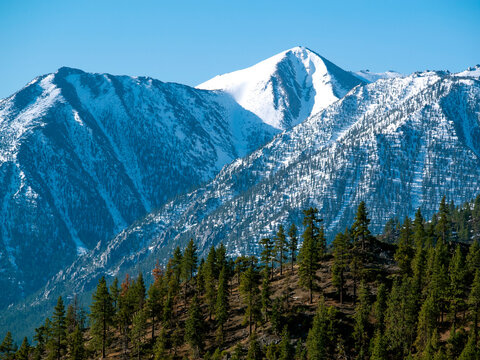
1, 196, 480, 360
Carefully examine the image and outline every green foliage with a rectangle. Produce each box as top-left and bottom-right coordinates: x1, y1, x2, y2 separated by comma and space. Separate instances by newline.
288, 223, 298, 271
332, 230, 350, 303
298, 207, 323, 303
395, 216, 414, 275
246, 332, 262, 360
0, 331, 17, 360
90, 277, 114, 359
67, 326, 86, 360
240, 265, 261, 335
306, 298, 337, 360
215, 266, 229, 344
260, 237, 275, 278
184, 294, 205, 357
274, 224, 288, 275
353, 282, 371, 357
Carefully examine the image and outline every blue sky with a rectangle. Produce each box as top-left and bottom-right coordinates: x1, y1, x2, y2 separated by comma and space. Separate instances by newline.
1, 0, 479, 99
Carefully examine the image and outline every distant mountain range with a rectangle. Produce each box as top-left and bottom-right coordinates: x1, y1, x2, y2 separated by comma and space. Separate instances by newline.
1, 46, 479, 339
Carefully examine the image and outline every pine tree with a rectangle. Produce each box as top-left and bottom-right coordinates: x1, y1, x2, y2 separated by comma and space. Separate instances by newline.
15, 337, 30, 360
352, 201, 371, 252
50, 296, 67, 360
469, 270, 480, 345
271, 298, 283, 336
0, 332, 16, 360
458, 333, 479, 360
185, 294, 205, 357
260, 237, 275, 278
373, 283, 387, 332
278, 326, 292, 360
298, 207, 323, 303
353, 282, 371, 358
448, 245, 466, 327
370, 329, 387, 360
246, 332, 262, 360
33, 323, 48, 360
240, 265, 261, 335
153, 328, 168, 360
67, 326, 86, 360
385, 277, 418, 357
215, 266, 229, 344
109, 277, 120, 316
436, 196, 451, 243
415, 292, 439, 353
132, 273, 146, 312
306, 298, 337, 360
395, 216, 414, 275
130, 309, 147, 360
288, 223, 298, 271
332, 231, 350, 304
261, 268, 272, 322
182, 239, 198, 283
90, 276, 114, 359
466, 240, 480, 281
274, 225, 288, 275
204, 246, 218, 319
147, 275, 164, 340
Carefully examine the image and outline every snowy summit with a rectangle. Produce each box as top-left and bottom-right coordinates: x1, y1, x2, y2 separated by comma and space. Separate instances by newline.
197, 46, 364, 130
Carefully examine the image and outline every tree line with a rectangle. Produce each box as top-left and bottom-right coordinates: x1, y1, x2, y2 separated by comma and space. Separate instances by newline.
1, 196, 480, 359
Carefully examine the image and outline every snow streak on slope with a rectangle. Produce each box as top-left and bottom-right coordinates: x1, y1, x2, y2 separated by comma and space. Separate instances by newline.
352, 70, 403, 83
0, 67, 277, 307
198, 46, 365, 129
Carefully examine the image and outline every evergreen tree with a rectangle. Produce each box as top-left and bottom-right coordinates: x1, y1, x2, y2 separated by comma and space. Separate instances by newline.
147, 275, 164, 340
260, 237, 275, 278
332, 231, 350, 304
436, 196, 451, 243
271, 298, 283, 336
373, 283, 387, 332
67, 326, 86, 360
33, 324, 48, 360
274, 225, 288, 275
298, 207, 323, 303
0, 332, 16, 360
246, 332, 262, 360
395, 216, 414, 275
109, 277, 120, 315
353, 282, 371, 358
288, 223, 298, 271
182, 239, 198, 283
215, 266, 229, 344
458, 333, 479, 360
239, 265, 261, 335
130, 309, 147, 360
370, 330, 387, 360
261, 268, 272, 322
50, 296, 67, 360
90, 276, 114, 359
469, 270, 480, 345
448, 245, 466, 327
352, 201, 371, 252
185, 294, 205, 358
466, 240, 480, 281
385, 277, 418, 357
15, 337, 30, 360
278, 326, 293, 360
204, 246, 218, 319
132, 273, 146, 312
415, 293, 439, 353
306, 298, 337, 360
153, 328, 168, 360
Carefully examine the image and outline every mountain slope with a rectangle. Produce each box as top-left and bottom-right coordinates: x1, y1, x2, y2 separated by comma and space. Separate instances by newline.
352, 69, 403, 83
0, 67, 278, 306
197, 46, 365, 129
27, 71, 480, 314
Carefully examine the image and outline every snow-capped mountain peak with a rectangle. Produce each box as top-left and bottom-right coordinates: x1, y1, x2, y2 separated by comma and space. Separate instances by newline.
197, 46, 365, 129
352, 69, 403, 83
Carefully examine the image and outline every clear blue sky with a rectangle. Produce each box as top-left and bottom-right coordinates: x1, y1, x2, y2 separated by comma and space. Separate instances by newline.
1, 0, 479, 99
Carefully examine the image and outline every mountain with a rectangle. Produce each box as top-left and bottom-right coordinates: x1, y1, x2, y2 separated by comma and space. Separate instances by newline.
23, 70, 480, 323
455, 64, 480, 78
0, 67, 278, 307
197, 46, 365, 130
352, 69, 403, 83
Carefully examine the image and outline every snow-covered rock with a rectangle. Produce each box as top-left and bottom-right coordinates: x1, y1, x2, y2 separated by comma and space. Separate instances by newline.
198, 46, 364, 129
352, 69, 403, 83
